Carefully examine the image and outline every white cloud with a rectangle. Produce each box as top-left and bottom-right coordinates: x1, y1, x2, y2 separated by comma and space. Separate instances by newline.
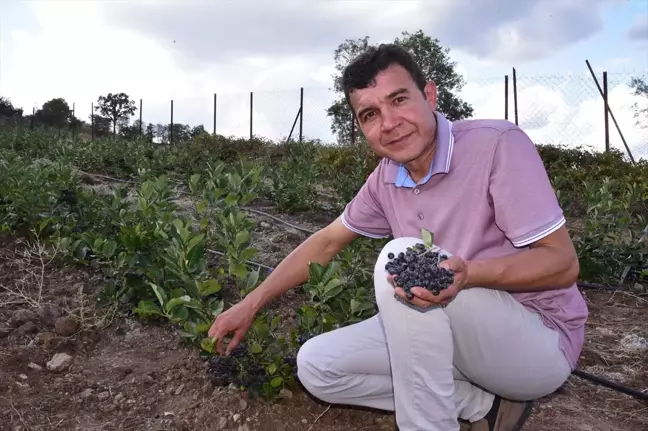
628, 13, 648, 41
1, 0, 646, 160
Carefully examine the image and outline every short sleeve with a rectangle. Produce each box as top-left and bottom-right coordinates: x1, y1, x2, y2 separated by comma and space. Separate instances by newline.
489, 127, 565, 247
340, 165, 392, 239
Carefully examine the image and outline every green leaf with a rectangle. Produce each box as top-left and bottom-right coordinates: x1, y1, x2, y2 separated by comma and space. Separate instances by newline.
249, 342, 263, 354
165, 295, 191, 313
270, 376, 283, 388
171, 305, 189, 322
421, 228, 433, 248
240, 247, 258, 261
187, 233, 205, 252
320, 261, 340, 282
149, 283, 168, 307
234, 230, 250, 248
102, 240, 117, 258
224, 193, 239, 206
308, 261, 325, 282
209, 299, 224, 317
200, 337, 216, 353
246, 269, 260, 291
267, 363, 278, 375
198, 279, 222, 296
230, 262, 249, 280
187, 242, 205, 274
133, 300, 163, 318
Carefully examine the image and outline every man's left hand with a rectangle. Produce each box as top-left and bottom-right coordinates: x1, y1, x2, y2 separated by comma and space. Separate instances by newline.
390, 256, 469, 309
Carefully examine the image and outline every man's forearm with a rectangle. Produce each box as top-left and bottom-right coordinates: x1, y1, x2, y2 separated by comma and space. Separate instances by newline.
465, 244, 580, 293
245, 232, 342, 313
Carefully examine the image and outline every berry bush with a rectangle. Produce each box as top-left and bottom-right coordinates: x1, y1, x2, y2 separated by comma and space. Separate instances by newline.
0, 126, 646, 401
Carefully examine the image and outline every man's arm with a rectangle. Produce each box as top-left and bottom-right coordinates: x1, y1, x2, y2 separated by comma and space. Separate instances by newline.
465, 126, 580, 293
465, 226, 579, 292
245, 217, 360, 313
244, 161, 390, 312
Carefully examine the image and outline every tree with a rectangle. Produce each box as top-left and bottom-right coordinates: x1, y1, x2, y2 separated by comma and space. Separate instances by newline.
119, 118, 144, 141
94, 92, 137, 137
326, 30, 474, 144
0, 97, 22, 118
35, 98, 72, 131
89, 114, 112, 138
630, 77, 647, 129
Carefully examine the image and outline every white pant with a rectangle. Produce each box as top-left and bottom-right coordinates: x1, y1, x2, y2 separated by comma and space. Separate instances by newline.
296, 237, 572, 431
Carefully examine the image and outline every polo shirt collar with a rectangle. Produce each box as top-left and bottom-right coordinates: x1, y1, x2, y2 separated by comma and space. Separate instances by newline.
385, 111, 454, 186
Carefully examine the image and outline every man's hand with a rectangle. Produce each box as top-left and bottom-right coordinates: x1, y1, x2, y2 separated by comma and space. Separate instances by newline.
208, 300, 256, 355
390, 256, 468, 308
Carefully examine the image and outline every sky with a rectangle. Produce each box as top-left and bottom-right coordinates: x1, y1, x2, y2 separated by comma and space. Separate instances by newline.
1, 0, 647, 159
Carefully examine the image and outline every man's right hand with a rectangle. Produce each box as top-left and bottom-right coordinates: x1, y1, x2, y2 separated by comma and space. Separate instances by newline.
208, 299, 256, 356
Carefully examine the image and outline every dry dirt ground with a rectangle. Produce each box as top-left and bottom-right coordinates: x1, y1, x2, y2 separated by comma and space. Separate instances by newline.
1, 208, 647, 431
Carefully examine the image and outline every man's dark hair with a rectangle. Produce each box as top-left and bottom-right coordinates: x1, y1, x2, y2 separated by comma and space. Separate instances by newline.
341, 43, 427, 110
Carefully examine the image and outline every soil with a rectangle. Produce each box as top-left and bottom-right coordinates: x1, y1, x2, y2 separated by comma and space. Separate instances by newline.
1, 208, 647, 431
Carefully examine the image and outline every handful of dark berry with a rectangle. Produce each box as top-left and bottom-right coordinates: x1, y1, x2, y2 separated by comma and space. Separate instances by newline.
385, 242, 455, 300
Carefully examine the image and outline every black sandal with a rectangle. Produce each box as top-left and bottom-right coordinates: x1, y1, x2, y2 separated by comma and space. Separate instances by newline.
478, 395, 534, 431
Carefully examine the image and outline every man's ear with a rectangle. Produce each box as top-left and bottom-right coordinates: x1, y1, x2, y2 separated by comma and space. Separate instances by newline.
424, 81, 437, 110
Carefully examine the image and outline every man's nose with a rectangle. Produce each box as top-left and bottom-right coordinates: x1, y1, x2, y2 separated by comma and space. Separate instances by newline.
381, 108, 400, 132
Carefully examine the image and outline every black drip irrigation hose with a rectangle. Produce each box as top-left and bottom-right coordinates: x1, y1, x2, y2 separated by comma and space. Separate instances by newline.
572, 369, 648, 402
577, 281, 627, 292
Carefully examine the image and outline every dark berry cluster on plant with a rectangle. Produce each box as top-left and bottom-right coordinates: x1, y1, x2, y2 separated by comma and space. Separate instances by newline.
385, 243, 454, 300
296, 332, 315, 346
206, 342, 248, 387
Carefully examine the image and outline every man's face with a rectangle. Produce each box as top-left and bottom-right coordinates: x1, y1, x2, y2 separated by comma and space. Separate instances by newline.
349, 64, 438, 164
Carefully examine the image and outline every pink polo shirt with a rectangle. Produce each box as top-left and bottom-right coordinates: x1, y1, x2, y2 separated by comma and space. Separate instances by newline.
341, 112, 588, 370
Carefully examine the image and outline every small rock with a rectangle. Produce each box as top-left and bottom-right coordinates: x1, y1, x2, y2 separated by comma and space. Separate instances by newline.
54, 316, 79, 336
100, 404, 116, 413
301, 419, 307, 424
114, 393, 124, 402
9, 309, 37, 328
19, 374, 28, 380
36, 332, 65, 350
13, 321, 38, 336
631, 283, 645, 294
228, 383, 239, 392
37, 304, 61, 327
97, 391, 110, 401
596, 327, 614, 337
620, 334, 648, 352
27, 362, 42, 371
232, 413, 241, 422
217, 417, 227, 429
174, 383, 185, 395
260, 222, 271, 229
80, 388, 93, 399
278, 388, 293, 399
239, 399, 248, 410
46, 353, 72, 372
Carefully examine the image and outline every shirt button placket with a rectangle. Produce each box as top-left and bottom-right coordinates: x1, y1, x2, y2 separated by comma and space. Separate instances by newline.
414, 188, 424, 221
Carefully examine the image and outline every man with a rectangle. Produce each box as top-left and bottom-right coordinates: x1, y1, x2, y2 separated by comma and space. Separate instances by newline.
208, 44, 588, 430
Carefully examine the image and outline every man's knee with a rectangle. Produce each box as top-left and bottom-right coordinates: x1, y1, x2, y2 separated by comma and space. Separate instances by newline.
444, 287, 504, 321
296, 335, 337, 402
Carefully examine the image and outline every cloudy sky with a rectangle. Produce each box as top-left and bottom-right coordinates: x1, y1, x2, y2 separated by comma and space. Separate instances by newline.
1, 0, 647, 158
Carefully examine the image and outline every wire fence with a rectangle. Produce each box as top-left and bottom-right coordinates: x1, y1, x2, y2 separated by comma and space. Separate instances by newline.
2, 67, 647, 160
